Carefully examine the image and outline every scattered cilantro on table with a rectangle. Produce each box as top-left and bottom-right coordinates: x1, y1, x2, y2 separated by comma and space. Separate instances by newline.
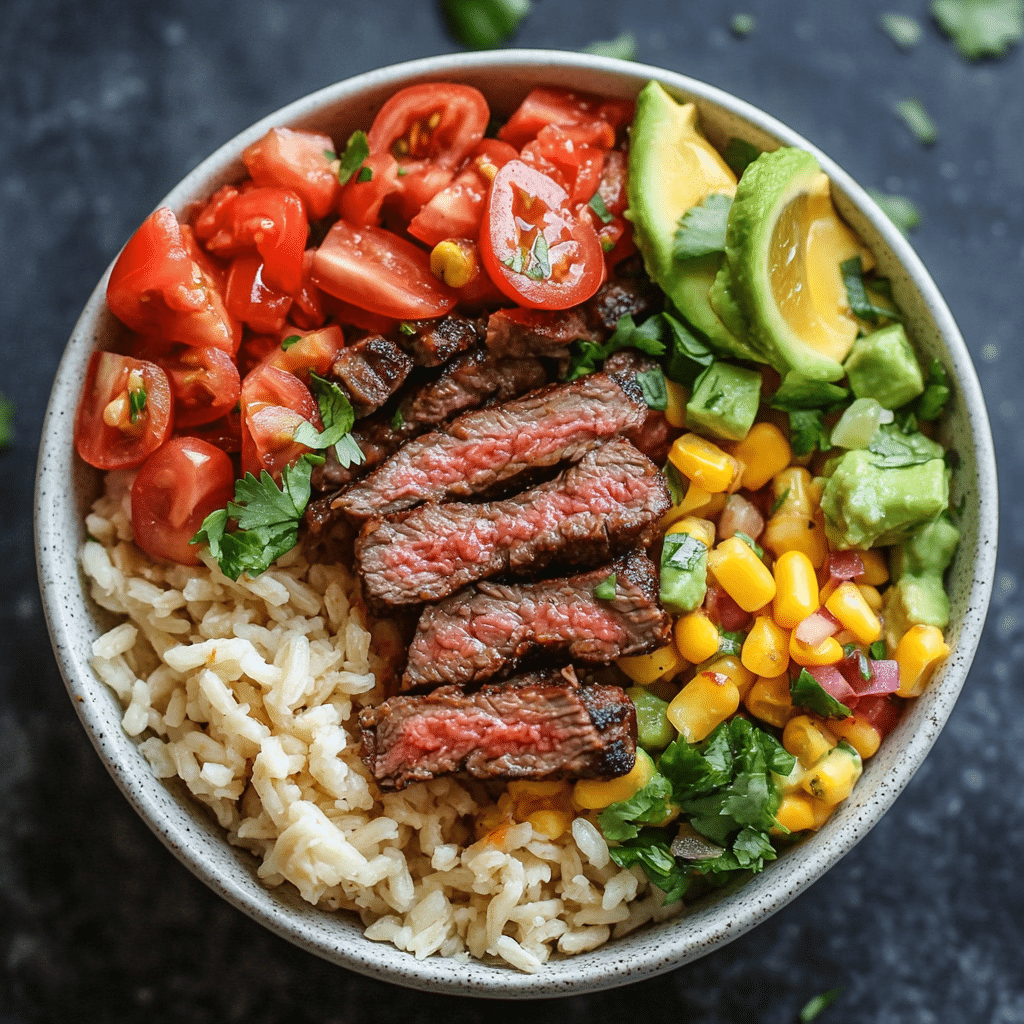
878, 11, 923, 48
895, 97, 939, 145
798, 987, 843, 1022
0, 394, 13, 449
731, 13, 756, 36
442, 0, 531, 49
932, 0, 1024, 58
583, 32, 638, 60
867, 188, 922, 234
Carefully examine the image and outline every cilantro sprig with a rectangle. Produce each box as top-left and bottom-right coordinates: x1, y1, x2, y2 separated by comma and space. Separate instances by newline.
566, 312, 667, 380
932, 0, 1023, 59
673, 193, 732, 260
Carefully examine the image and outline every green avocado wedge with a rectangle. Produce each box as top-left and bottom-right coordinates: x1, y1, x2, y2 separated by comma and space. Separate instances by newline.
626, 82, 758, 362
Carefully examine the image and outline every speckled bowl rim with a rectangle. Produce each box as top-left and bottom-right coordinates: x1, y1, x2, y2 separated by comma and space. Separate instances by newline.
35, 50, 998, 998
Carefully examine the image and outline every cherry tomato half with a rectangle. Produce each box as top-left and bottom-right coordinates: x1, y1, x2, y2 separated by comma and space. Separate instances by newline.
241, 126, 341, 221
311, 220, 457, 320
498, 87, 634, 150
481, 160, 605, 310
225, 256, 294, 334
74, 351, 173, 470
130, 436, 236, 566
240, 363, 320, 480
258, 324, 345, 380
107, 207, 240, 353
339, 152, 401, 227
140, 343, 242, 429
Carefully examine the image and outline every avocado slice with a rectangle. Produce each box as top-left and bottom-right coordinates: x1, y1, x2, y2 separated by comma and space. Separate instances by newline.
626, 81, 757, 361
724, 148, 863, 381
686, 361, 762, 441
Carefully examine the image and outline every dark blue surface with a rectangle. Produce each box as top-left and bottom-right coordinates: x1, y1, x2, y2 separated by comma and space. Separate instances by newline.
2, 1, 1020, 1020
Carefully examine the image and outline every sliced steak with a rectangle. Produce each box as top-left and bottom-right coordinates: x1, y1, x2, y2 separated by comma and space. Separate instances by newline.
402, 550, 671, 690
359, 675, 637, 790
583, 259, 664, 334
334, 371, 648, 521
329, 334, 413, 417
355, 437, 670, 606
397, 313, 484, 367
485, 306, 599, 359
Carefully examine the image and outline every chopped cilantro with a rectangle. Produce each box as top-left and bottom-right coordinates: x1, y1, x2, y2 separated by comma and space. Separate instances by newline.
717, 630, 746, 656
128, 385, 147, 424
663, 311, 715, 387
723, 138, 761, 177
336, 130, 370, 185
879, 11, 923, 48
636, 367, 668, 410
530, 231, 551, 279
663, 461, 686, 506
673, 193, 732, 260
566, 312, 667, 380
594, 573, 617, 601
292, 372, 365, 468
788, 408, 832, 458
390, 407, 405, 431
399, 321, 418, 335
356, 165, 373, 183
895, 97, 939, 145
931, 0, 1023, 58
730, 12, 756, 35
867, 188, 922, 234
583, 31, 638, 60
662, 532, 706, 572
841, 256, 899, 324
587, 190, 614, 224
442, 0, 531, 49
0, 395, 13, 449
868, 423, 944, 468
769, 487, 790, 516
790, 668, 853, 719
915, 359, 952, 420
280, 335, 301, 351
799, 987, 842, 1022
734, 531, 764, 558
869, 639, 888, 660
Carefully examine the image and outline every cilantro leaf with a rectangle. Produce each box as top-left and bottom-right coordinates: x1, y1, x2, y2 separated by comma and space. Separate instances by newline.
879, 11, 923, 48
915, 358, 952, 420
867, 188, 922, 234
662, 311, 715, 387
607, 829, 691, 902
734, 531, 763, 558
598, 774, 674, 841
583, 31, 638, 60
790, 668, 853, 719
723, 138, 760, 177
442, 0, 531, 49
662, 532, 706, 572
336, 131, 370, 185
636, 367, 668, 410
292, 372, 364, 468
281, 335, 301, 351
566, 313, 667, 380
869, 639, 888, 660
663, 460, 685, 506
868, 423, 944, 468
0, 395, 14, 449
799, 987, 843, 1022
841, 256, 898, 323
771, 373, 850, 411
128, 384, 147, 424
717, 629, 746, 656
673, 193, 733, 260
587, 191, 614, 224
931, 0, 1023, 58
594, 573, 617, 601
788, 408, 832, 458
895, 97, 939, 145
769, 487, 791, 516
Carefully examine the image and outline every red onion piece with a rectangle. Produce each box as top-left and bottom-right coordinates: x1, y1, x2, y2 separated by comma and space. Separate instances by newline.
826, 551, 865, 581
808, 664, 858, 707
719, 494, 765, 542
795, 608, 841, 646
862, 659, 900, 695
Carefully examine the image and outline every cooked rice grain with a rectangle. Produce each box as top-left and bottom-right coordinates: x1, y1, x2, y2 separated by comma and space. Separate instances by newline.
80, 474, 669, 971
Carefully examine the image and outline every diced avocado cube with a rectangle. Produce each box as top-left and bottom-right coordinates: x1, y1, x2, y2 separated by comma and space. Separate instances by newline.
659, 531, 708, 613
890, 513, 960, 581
820, 449, 949, 549
882, 573, 951, 652
686, 361, 762, 441
843, 324, 925, 410
627, 686, 675, 751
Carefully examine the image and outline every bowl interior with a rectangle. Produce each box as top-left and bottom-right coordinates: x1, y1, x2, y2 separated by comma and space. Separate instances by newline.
34, 50, 998, 998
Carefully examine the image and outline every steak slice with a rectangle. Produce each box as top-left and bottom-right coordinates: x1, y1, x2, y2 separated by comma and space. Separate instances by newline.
355, 437, 670, 606
402, 550, 670, 690
583, 257, 664, 334
329, 334, 414, 417
485, 306, 599, 359
359, 675, 637, 790
397, 313, 484, 367
334, 371, 648, 521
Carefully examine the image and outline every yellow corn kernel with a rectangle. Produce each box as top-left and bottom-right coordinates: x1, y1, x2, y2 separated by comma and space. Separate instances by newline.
429, 239, 476, 288
617, 644, 685, 685
783, 714, 838, 767
828, 715, 881, 759
762, 511, 828, 569
506, 780, 568, 799
574, 749, 655, 810
857, 583, 883, 613
789, 632, 844, 667
800, 743, 863, 805
664, 379, 690, 428
741, 615, 791, 677
676, 481, 729, 518
703, 654, 757, 699
525, 808, 572, 840
774, 792, 834, 833
667, 671, 740, 742
855, 548, 890, 586
772, 550, 820, 628
825, 581, 882, 644
707, 536, 777, 612
731, 421, 793, 491
770, 467, 819, 516
666, 515, 716, 547
674, 611, 720, 664
895, 623, 950, 698
668, 433, 742, 493
743, 673, 794, 728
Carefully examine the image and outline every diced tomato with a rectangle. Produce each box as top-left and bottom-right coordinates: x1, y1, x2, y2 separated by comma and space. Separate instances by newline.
704, 583, 752, 633
106, 207, 241, 353
179, 223, 227, 291
312, 220, 457, 320
853, 694, 904, 738
74, 352, 173, 470
130, 436, 236, 565
182, 410, 242, 454
339, 153, 401, 226
239, 364, 320, 480
480, 160, 605, 310
237, 333, 283, 379
258, 324, 345, 380
138, 343, 241, 428
521, 125, 605, 206
225, 255, 293, 334
594, 149, 629, 218
288, 251, 327, 330
318, 292, 400, 335
407, 139, 518, 248
497, 87, 633, 150
192, 184, 245, 253
241, 126, 342, 221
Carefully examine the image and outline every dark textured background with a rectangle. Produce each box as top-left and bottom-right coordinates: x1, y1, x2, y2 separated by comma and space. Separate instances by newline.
2, 0, 1020, 1020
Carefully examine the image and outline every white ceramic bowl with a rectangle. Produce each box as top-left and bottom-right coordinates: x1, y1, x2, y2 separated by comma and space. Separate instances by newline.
35, 50, 998, 997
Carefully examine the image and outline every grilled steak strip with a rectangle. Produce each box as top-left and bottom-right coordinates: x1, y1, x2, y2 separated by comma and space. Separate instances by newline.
397, 313, 484, 367
355, 438, 671, 606
359, 674, 637, 790
334, 371, 649, 522
329, 334, 414, 418
582, 257, 664, 334
402, 550, 670, 690
484, 307, 601, 359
